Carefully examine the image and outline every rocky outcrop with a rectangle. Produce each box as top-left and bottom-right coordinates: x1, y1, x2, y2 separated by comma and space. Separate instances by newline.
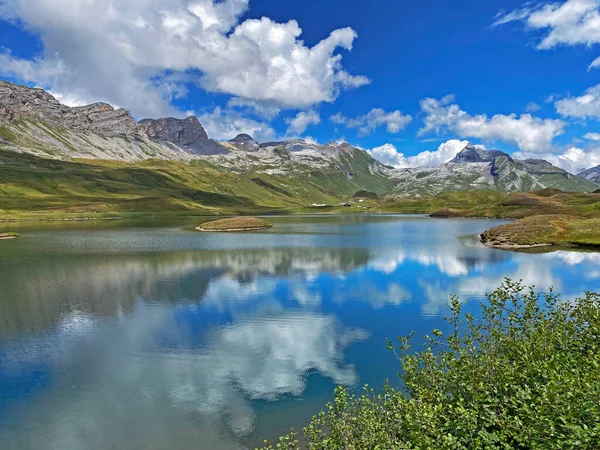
70, 103, 137, 135
0, 80, 63, 124
0, 80, 137, 136
136, 116, 208, 145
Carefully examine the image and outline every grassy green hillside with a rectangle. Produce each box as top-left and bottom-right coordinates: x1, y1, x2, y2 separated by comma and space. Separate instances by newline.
0, 148, 390, 220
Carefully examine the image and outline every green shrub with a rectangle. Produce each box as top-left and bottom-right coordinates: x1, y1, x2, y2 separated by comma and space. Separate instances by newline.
259, 278, 600, 449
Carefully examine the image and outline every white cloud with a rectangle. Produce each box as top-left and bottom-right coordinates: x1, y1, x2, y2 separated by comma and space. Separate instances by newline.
285, 110, 321, 135
555, 84, 600, 119
0, 51, 67, 84
554, 145, 600, 172
197, 107, 275, 141
0, 0, 369, 118
419, 95, 565, 152
515, 144, 600, 173
585, 132, 600, 140
330, 108, 412, 136
589, 56, 600, 69
47, 90, 95, 108
367, 139, 470, 168
493, 0, 600, 49
525, 102, 541, 112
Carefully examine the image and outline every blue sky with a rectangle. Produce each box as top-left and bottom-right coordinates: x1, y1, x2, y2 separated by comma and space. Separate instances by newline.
0, 0, 599, 171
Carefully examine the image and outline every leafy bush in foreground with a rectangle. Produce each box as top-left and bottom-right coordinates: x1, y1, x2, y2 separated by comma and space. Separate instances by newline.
259, 279, 600, 449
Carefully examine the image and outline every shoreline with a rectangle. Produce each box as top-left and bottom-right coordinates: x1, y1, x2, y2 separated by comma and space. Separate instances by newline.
480, 237, 553, 250
0, 210, 423, 225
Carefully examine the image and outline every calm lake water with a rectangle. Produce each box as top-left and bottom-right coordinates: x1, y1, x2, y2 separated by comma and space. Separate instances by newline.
1, 214, 599, 449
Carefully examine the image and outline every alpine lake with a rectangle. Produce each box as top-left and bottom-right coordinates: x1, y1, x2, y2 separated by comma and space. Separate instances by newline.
1, 214, 599, 449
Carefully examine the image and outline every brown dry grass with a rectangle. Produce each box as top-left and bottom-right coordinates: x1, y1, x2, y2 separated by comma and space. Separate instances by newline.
481, 214, 600, 249
197, 217, 273, 231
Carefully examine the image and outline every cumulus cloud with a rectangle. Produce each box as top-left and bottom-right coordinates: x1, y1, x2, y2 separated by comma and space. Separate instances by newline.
0, 0, 369, 118
197, 107, 275, 141
525, 102, 541, 112
285, 110, 321, 135
367, 139, 471, 168
419, 95, 565, 152
590, 56, 600, 69
492, 0, 600, 49
0, 51, 66, 84
555, 84, 600, 119
514, 144, 600, 173
330, 108, 412, 136
554, 145, 600, 172
585, 132, 600, 140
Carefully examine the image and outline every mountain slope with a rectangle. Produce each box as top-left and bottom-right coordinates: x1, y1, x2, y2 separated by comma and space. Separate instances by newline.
0, 148, 370, 218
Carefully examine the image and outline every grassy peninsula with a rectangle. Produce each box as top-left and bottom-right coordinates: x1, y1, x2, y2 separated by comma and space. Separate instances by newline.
481, 215, 600, 249
260, 279, 600, 449
196, 217, 273, 232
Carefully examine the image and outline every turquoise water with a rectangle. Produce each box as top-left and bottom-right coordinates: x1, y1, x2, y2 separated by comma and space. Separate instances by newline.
1, 215, 599, 449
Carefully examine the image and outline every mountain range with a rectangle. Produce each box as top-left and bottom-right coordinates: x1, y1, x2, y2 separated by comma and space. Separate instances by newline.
0, 80, 599, 212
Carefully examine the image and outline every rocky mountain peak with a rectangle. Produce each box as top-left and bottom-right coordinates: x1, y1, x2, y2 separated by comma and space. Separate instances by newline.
450, 144, 513, 164
136, 116, 208, 146
69, 103, 137, 135
228, 133, 260, 152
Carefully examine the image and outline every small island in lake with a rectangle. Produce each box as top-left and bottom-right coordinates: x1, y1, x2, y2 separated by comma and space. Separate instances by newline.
196, 217, 273, 232
0, 232, 20, 240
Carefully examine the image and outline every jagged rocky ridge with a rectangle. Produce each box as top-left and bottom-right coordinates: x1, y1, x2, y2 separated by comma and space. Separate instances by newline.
0, 80, 598, 196
0, 80, 228, 160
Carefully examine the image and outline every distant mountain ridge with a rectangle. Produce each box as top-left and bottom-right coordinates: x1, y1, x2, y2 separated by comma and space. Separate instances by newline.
388, 145, 598, 195
578, 165, 600, 183
0, 80, 598, 198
